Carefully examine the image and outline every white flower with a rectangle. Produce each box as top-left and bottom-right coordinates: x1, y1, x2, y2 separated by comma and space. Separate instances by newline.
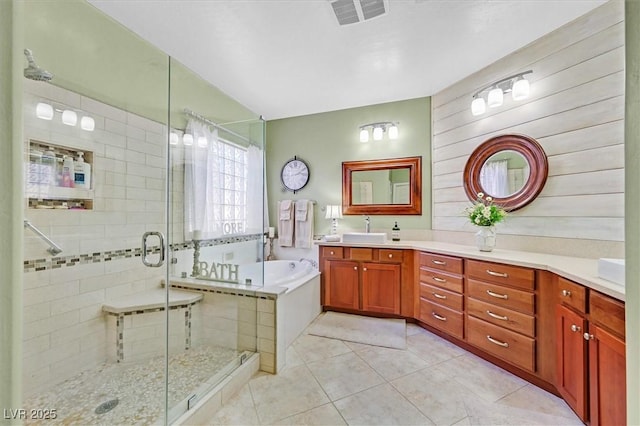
483, 206, 491, 218
474, 216, 481, 224
486, 196, 493, 202
477, 192, 484, 198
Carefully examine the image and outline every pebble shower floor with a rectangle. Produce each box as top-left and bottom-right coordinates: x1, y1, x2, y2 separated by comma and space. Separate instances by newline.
23, 345, 241, 425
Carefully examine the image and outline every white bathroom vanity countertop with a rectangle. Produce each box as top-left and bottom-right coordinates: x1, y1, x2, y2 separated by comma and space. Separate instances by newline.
317, 239, 625, 302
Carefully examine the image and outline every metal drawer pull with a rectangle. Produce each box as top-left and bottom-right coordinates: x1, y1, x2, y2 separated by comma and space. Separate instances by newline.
487, 335, 509, 348
561, 289, 571, 297
432, 276, 447, 283
432, 312, 447, 321
433, 292, 447, 300
388, 254, 393, 258
571, 324, 581, 332
330, 251, 335, 255
486, 289, 508, 299
486, 269, 508, 278
584, 333, 594, 341
363, 267, 367, 271
486, 310, 508, 321
353, 266, 357, 270
432, 259, 446, 265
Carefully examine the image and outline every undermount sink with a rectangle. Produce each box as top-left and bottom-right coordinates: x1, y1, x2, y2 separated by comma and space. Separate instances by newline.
341, 232, 387, 244
597, 258, 625, 287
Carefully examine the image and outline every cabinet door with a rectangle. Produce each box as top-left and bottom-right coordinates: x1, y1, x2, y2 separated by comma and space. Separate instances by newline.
325, 260, 360, 310
361, 262, 400, 314
555, 304, 588, 421
589, 325, 626, 426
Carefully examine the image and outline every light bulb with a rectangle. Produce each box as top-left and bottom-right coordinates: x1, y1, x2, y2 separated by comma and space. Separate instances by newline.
471, 97, 486, 116
197, 136, 208, 148
511, 77, 530, 101
36, 102, 54, 120
388, 124, 398, 140
359, 128, 369, 143
183, 134, 194, 146
373, 126, 383, 141
169, 132, 179, 145
61, 110, 78, 126
80, 116, 95, 131
487, 88, 503, 108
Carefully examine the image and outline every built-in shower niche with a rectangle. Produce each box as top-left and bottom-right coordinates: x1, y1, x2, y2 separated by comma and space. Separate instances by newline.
26, 139, 94, 210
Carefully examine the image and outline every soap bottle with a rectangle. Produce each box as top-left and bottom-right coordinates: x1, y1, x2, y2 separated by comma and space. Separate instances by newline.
61, 155, 75, 188
73, 151, 87, 188
392, 221, 400, 242
42, 146, 56, 186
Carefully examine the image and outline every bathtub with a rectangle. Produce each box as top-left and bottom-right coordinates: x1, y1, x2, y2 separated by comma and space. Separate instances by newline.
170, 260, 321, 373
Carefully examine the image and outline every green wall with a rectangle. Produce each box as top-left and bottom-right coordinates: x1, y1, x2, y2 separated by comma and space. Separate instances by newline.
266, 97, 431, 235
23, 0, 256, 128
625, 1, 640, 422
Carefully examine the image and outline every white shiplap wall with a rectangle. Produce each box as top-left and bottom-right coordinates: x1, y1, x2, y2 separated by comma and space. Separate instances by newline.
432, 0, 624, 249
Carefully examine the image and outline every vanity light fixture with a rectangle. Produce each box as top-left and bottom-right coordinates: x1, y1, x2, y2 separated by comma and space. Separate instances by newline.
35, 101, 95, 131
471, 70, 533, 116
358, 121, 399, 142
325, 205, 343, 236
169, 132, 180, 145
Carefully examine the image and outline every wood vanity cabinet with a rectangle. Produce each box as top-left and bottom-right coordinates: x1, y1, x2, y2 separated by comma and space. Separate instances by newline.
465, 259, 536, 372
320, 245, 410, 316
417, 252, 465, 340
555, 276, 626, 425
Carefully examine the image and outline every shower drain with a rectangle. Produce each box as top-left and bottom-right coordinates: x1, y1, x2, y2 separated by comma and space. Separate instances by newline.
95, 398, 119, 415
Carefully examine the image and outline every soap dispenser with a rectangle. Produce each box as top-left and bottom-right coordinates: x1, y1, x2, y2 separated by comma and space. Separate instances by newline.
73, 151, 91, 189
61, 155, 74, 188
392, 221, 400, 242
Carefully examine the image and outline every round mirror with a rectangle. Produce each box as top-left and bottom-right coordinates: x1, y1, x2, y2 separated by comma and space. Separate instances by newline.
480, 150, 530, 198
464, 134, 548, 212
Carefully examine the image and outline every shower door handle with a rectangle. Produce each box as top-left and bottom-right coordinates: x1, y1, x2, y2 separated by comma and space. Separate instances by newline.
142, 231, 165, 267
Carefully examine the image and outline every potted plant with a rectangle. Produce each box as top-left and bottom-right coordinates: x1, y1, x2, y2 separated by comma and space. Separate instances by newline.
465, 192, 507, 251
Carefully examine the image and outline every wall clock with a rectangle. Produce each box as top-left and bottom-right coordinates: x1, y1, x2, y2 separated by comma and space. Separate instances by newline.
281, 156, 310, 193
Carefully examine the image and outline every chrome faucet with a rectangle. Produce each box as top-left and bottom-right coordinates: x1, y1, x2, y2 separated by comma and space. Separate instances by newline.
299, 258, 318, 268
364, 215, 370, 233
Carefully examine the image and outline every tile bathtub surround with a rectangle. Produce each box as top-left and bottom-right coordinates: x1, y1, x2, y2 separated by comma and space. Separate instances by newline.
207, 323, 583, 426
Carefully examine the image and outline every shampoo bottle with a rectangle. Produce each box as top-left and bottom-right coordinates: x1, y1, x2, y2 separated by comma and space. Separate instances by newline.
392, 221, 400, 242
61, 155, 74, 188
73, 152, 90, 189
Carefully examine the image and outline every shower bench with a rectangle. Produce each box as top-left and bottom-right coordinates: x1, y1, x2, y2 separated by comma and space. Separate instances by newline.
102, 288, 203, 362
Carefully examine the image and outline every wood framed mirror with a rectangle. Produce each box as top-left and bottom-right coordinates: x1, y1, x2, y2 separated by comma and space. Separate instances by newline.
342, 156, 422, 215
463, 134, 548, 212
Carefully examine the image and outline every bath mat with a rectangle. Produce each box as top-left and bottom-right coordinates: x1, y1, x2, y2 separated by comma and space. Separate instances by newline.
307, 312, 406, 349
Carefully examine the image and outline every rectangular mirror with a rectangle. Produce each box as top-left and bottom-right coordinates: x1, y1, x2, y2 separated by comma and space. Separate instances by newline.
342, 156, 422, 215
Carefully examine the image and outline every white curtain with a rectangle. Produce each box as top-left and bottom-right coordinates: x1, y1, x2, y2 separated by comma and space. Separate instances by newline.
246, 144, 269, 234
184, 118, 267, 240
480, 160, 509, 198
184, 119, 222, 240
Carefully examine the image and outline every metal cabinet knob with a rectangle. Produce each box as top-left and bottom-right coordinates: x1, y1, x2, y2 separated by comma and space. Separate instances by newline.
583, 333, 594, 341
562, 289, 571, 297
571, 324, 581, 332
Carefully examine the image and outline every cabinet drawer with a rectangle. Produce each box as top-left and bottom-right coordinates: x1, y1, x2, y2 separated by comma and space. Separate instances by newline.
322, 246, 344, 259
590, 291, 625, 339
557, 277, 586, 314
466, 259, 534, 290
467, 316, 535, 372
419, 252, 463, 275
467, 297, 535, 338
420, 299, 464, 340
419, 268, 463, 293
467, 279, 534, 314
349, 248, 373, 261
379, 249, 403, 262
420, 283, 463, 312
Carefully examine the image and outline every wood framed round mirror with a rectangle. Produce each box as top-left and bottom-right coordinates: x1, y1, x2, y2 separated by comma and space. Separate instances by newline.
463, 134, 548, 212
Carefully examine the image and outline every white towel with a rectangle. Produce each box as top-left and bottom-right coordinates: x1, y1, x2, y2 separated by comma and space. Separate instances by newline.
295, 199, 309, 221
278, 200, 294, 247
295, 200, 314, 249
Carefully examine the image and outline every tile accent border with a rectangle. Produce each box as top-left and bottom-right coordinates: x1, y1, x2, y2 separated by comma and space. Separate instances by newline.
23, 233, 263, 273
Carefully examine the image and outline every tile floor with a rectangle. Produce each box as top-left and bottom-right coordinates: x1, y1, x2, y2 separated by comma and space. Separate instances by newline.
206, 319, 583, 426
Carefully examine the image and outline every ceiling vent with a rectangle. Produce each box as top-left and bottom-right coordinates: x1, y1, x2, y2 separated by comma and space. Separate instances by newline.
329, 0, 388, 26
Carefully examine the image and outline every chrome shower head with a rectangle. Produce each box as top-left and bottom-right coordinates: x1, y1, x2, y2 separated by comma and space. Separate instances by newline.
23, 49, 53, 82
